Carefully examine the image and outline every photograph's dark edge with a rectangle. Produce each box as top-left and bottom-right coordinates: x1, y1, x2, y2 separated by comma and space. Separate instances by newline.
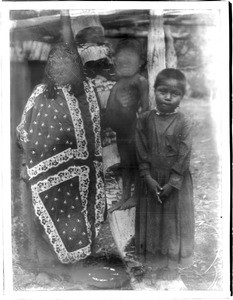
228, 0, 233, 297
0, 1, 231, 299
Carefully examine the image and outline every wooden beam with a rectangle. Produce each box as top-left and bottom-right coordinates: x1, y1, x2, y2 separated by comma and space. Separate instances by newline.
10, 10, 215, 32
10, 10, 215, 46
10, 14, 61, 30
104, 28, 148, 38
147, 10, 166, 108
164, 25, 177, 68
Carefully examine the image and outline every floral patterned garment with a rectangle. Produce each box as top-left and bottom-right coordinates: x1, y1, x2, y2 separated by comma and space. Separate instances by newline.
17, 80, 106, 264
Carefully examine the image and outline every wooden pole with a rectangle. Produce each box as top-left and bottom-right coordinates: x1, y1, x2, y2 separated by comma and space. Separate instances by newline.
164, 25, 177, 68
147, 10, 166, 108
10, 14, 60, 30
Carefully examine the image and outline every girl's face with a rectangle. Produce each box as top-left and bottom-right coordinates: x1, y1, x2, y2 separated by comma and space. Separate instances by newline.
114, 49, 141, 77
155, 79, 184, 113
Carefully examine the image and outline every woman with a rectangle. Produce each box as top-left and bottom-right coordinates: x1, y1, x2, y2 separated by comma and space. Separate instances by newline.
16, 11, 106, 264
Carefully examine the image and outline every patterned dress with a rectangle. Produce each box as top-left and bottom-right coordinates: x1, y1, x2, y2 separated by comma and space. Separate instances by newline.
135, 110, 194, 266
17, 80, 106, 264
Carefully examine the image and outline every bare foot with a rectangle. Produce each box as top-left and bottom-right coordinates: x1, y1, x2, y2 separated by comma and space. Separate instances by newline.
90, 240, 100, 256
119, 197, 136, 210
162, 267, 179, 281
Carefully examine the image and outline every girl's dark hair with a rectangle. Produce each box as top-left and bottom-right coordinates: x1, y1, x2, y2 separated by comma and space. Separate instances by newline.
114, 38, 142, 59
154, 68, 186, 95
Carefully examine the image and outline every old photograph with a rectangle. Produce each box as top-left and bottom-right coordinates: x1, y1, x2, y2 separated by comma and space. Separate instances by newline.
1, 1, 231, 299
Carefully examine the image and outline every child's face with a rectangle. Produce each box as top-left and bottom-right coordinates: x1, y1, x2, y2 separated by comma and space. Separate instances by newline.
155, 79, 184, 113
114, 49, 141, 77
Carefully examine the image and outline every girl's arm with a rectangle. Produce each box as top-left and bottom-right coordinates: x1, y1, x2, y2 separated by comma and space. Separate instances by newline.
135, 112, 151, 177
136, 112, 162, 199
168, 115, 193, 190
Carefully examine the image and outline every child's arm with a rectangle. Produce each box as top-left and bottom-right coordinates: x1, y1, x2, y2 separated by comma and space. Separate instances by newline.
136, 112, 162, 202
144, 175, 163, 203
106, 83, 137, 134
105, 84, 121, 132
161, 115, 192, 197
135, 112, 150, 176
138, 76, 149, 113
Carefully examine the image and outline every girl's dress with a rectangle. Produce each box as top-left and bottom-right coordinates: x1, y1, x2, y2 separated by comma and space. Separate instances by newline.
17, 79, 106, 264
135, 109, 194, 266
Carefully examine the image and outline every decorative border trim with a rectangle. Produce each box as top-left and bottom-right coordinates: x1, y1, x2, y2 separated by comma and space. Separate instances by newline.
31, 165, 92, 263
27, 148, 87, 179
62, 86, 89, 160
84, 80, 102, 157
16, 84, 46, 143
93, 161, 106, 237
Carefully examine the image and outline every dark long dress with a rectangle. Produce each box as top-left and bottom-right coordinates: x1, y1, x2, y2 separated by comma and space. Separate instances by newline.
135, 110, 194, 266
17, 80, 106, 264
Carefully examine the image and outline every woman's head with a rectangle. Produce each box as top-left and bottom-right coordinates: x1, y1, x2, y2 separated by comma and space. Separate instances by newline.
154, 68, 186, 113
44, 43, 84, 88
114, 38, 143, 78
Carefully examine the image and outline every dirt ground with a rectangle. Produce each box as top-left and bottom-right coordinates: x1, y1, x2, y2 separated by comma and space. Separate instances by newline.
177, 97, 223, 290
11, 97, 224, 291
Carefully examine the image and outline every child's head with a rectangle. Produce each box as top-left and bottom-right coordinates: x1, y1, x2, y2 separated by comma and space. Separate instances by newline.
114, 38, 142, 78
154, 68, 186, 113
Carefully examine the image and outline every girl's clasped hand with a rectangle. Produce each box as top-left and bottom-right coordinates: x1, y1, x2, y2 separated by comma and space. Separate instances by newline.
159, 183, 174, 199
145, 175, 174, 203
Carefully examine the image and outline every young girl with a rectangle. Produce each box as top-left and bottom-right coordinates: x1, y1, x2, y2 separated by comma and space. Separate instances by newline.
135, 68, 194, 280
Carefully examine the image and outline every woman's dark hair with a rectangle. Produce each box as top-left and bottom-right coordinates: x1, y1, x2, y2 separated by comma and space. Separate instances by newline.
114, 38, 143, 59
154, 68, 186, 95
43, 43, 84, 99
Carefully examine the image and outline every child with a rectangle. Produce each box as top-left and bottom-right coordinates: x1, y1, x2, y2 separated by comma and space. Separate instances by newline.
135, 68, 194, 280
106, 39, 149, 212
